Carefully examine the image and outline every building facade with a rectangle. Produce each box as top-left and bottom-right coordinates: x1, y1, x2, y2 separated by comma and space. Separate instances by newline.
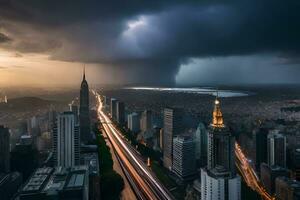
267, 132, 286, 168
53, 112, 80, 168
193, 122, 207, 166
163, 107, 183, 169
110, 98, 117, 120
116, 101, 125, 125
172, 136, 196, 180
140, 110, 153, 132
127, 112, 140, 133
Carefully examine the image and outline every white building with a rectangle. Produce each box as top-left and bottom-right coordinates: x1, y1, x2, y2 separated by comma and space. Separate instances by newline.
201, 169, 241, 200
127, 112, 140, 133
53, 112, 80, 168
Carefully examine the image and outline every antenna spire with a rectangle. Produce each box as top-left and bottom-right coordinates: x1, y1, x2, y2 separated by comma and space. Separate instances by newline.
83, 64, 86, 80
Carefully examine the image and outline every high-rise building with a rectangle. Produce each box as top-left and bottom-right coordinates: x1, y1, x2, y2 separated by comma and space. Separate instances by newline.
267, 132, 286, 168
201, 98, 241, 200
193, 122, 207, 166
80, 67, 91, 143
260, 163, 289, 194
253, 127, 268, 173
0, 172, 22, 200
0, 126, 10, 173
70, 104, 79, 124
172, 136, 196, 180
275, 176, 300, 200
53, 112, 80, 168
116, 101, 125, 125
140, 110, 153, 132
163, 107, 183, 169
290, 148, 300, 181
127, 112, 140, 133
110, 98, 117, 120
159, 128, 164, 150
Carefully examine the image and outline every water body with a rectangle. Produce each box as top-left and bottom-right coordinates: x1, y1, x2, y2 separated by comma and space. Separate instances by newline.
124, 87, 250, 98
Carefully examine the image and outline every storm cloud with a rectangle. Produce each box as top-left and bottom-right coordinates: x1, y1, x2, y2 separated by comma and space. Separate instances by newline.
0, 0, 300, 85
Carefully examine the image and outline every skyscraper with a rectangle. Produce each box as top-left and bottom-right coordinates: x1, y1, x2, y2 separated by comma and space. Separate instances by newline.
253, 127, 268, 173
127, 112, 140, 133
193, 122, 207, 166
116, 101, 125, 125
110, 98, 117, 120
0, 126, 10, 173
163, 107, 183, 169
267, 132, 286, 168
172, 135, 196, 180
80, 67, 91, 144
140, 110, 152, 132
201, 98, 241, 200
53, 112, 80, 168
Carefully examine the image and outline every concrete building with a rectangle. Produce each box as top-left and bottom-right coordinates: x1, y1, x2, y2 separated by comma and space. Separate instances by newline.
140, 110, 153, 132
53, 112, 80, 168
19, 166, 89, 200
275, 176, 300, 200
201, 168, 241, 200
267, 132, 286, 168
260, 163, 289, 194
116, 101, 125, 125
0, 126, 10, 173
127, 112, 140, 133
163, 107, 183, 169
172, 136, 196, 180
110, 98, 117, 120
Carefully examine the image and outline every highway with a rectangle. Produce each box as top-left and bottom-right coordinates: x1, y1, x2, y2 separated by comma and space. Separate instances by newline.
93, 91, 173, 200
235, 143, 275, 200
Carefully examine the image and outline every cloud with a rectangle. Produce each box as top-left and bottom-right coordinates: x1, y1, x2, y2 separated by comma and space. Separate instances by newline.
0, 0, 299, 85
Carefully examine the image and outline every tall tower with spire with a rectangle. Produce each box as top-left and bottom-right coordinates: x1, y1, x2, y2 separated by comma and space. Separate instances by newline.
80, 66, 91, 144
201, 96, 241, 200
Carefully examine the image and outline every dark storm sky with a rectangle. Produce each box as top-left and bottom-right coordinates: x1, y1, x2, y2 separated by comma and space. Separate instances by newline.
0, 0, 300, 85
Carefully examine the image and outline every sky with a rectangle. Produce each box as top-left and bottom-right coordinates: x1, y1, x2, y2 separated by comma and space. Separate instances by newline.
0, 0, 299, 87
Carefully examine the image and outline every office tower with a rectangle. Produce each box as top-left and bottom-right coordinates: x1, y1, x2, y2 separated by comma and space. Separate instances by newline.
53, 112, 80, 168
140, 110, 153, 132
127, 112, 140, 133
19, 166, 89, 200
172, 136, 196, 180
110, 98, 117, 120
0, 126, 10, 173
116, 101, 125, 125
80, 67, 91, 144
290, 148, 300, 181
193, 122, 207, 166
159, 128, 164, 150
163, 107, 183, 169
275, 176, 300, 200
267, 132, 286, 168
260, 163, 289, 194
253, 127, 268, 172
70, 104, 79, 124
201, 98, 241, 200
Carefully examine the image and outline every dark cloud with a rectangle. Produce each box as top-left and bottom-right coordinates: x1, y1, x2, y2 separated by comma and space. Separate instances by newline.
0, 0, 299, 85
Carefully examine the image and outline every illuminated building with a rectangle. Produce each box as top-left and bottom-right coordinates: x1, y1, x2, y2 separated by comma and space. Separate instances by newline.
201, 97, 241, 200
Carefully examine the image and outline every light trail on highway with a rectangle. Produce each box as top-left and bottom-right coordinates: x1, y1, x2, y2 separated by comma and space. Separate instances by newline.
93, 90, 173, 200
235, 143, 275, 200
